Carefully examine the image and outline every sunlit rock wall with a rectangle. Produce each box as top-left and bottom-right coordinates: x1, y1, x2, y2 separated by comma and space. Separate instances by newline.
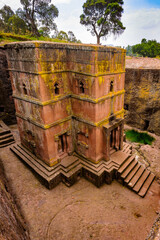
125, 68, 160, 135
5, 41, 125, 165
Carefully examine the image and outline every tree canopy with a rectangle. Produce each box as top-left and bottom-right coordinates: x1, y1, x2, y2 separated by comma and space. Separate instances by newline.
16, 0, 59, 36
8, 15, 28, 35
80, 0, 125, 44
53, 30, 81, 43
0, 1, 58, 37
0, 5, 14, 32
132, 39, 160, 58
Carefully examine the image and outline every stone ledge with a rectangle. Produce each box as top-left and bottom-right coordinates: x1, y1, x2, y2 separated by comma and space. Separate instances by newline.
10, 143, 128, 189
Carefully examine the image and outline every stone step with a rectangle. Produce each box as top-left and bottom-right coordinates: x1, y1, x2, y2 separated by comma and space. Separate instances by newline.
122, 143, 128, 151
121, 159, 137, 179
0, 140, 15, 148
118, 156, 135, 174
125, 148, 132, 155
11, 144, 84, 189
0, 136, 14, 145
110, 148, 116, 155
124, 163, 141, 184
11, 145, 54, 178
12, 144, 81, 177
17, 144, 60, 172
61, 164, 82, 179
0, 133, 13, 140
123, 143, 132, 151
0, 130, 11, 136
133, 169, 150, 193
10, 146, 53, 181
138, 173, 155, 198
16, 144, 81, 176
110, 151, 130, 167
128, 166, 145, 188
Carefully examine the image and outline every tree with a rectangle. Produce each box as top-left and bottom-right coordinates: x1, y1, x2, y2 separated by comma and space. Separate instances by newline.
68, 31, 77, 42
53, 30, 81, 43
126, 45, 133, 56
0, 5, 14, 32
38, 26, 50, 37
17, 0, 58, 37
57, 30, 68, 41
8, 15, 28, 34
132, 39, 160, 58
80, 0, 125, 44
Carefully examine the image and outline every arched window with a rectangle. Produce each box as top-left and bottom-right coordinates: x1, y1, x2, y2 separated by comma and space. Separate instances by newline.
54, 83, 59, 95
23, 83, 27, 95
110, 80, 113, 92
79, 81, 85, 93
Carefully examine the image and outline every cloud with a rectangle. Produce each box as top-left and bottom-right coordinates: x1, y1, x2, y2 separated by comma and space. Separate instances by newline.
103, 7, 160, 46
53, 0, 72, 4
126, 8, 160, 30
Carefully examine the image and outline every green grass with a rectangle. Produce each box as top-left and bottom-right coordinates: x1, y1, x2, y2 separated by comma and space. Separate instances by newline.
125, 129, 155, 145
0, 32, 69, 46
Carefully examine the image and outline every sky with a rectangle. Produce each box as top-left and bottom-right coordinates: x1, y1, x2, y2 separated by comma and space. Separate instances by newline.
0, 0, 160, 47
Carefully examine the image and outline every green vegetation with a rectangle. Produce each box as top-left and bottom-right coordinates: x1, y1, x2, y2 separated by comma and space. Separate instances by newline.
53, 30, 81, 43
125, 129, 155, 145
126, 39, 160, 58
0, 1, 58, 37
80, 0, 125, 44
0, 2, 81, 43
132, 39, 160, 58
0, 32, 76, 46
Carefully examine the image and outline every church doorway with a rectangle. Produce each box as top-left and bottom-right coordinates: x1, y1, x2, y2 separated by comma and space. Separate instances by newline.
58, 133, 68, 158
110, 127, 121, 151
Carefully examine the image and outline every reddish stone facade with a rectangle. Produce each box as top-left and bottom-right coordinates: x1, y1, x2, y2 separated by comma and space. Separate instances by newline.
5, 42, 126, 167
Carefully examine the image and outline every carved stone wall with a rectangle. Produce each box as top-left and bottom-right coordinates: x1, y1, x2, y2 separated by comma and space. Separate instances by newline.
0, 47, 16, 125
125, 68, 160, 135
5, 42, 126, 165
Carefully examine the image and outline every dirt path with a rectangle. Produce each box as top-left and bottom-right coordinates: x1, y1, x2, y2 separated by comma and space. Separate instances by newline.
0, 125, 160, 240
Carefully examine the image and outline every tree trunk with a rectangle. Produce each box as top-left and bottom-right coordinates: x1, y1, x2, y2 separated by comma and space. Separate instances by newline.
30, 19, 40, 37
31, 25, 40, 37
97, 36, 101, 45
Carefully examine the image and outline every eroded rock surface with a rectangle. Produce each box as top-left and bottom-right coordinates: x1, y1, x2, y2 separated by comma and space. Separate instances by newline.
125, 67, 160, 135
0, 158, 30, 240
0, 47, 16, 125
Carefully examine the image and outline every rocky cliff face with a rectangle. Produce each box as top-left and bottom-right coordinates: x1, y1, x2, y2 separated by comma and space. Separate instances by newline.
0, 158, 30, 240
0, 47, 16, 125
125, 68, 160, 135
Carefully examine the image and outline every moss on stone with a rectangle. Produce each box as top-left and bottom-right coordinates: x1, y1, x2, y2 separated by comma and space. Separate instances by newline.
125, 129, 155, 145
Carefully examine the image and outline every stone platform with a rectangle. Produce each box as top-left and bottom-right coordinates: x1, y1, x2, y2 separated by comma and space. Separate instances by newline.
10, 143, 155, 197
0, 120, 15, 148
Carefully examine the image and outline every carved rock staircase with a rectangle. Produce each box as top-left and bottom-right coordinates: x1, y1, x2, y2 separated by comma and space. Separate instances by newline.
0, 121, 15, 148
117, 143, 155, 198
10, 142, 155, 197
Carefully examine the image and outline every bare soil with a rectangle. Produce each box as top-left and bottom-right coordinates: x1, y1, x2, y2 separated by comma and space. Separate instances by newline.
126, 56, 160, 69
0, 124, 160, 240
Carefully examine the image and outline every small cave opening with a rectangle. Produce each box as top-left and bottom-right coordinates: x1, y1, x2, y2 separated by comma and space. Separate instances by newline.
54, 83, 59, 95
23, 83, 27, 95
79, 81, 85, 94
144, 120, 150, 130
124, 104, 129, 110
110, 80, 113, 92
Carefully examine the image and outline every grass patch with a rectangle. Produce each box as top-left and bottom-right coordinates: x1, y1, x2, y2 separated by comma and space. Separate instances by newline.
0, 32, 69, 46
125, 129, 155, 145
